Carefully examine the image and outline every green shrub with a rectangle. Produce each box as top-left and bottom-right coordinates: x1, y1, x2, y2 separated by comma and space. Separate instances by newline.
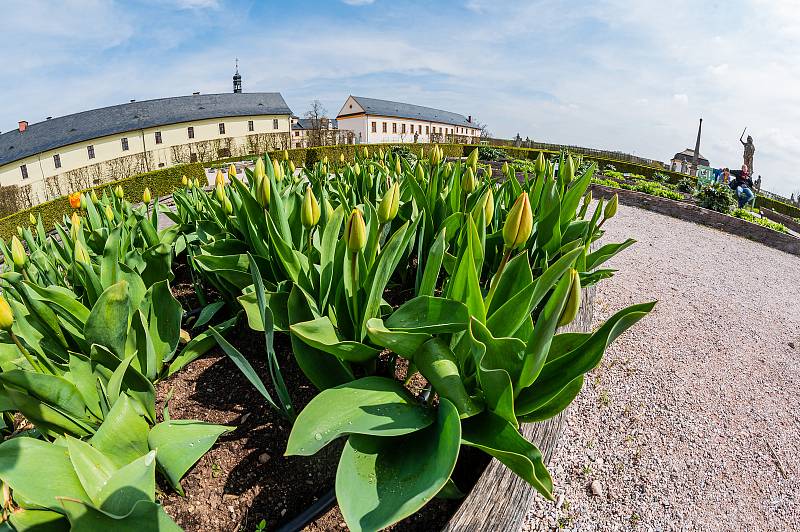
0, 163, 204, 241
605, 170, 625, 181
695, 183, 735, 213
754, 195, 800, 219
653, 172, 671, 184
731, 208, 788, 233
676, 178, 695, 193
630, 180, 683, 200
478, 146, 507, 161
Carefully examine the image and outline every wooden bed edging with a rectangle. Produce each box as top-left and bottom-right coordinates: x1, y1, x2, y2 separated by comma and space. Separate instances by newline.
442, 284, 596, 532
589, 184, 800, 258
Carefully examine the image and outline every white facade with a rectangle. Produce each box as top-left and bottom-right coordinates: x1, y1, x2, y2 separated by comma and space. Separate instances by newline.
0, 112, 291, 202
336, 96, 480, 145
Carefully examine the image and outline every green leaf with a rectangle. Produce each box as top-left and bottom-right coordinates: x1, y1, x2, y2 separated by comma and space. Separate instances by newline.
585, 239, 636, 270
0, 437, 90, 512
414, 338, 482, 418
365, 318, 430, 360
139, 280, 182, 374
89, 394, 150, 469
286, 376, 434, 456
290, 317, 379, 363
516, 301, 655, 415
384, 296, 469, 333
238, 290, 289, 332
147, 420, 232, 495
418, 228, 446, 297
287, 286, 353, 391
66, 436, 118, 504
59, 499, 181, 531
461, 410, 553, 499
0, 370, 90, 423
96, 451, 156, 516
166, 315, 237, 376
85, 282, 130, 360
6, 509, 68, 531
336, 398, 461, 532
518, 376, 584, 423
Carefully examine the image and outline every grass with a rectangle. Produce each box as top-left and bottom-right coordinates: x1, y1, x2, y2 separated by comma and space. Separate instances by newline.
592, 176, 684, 201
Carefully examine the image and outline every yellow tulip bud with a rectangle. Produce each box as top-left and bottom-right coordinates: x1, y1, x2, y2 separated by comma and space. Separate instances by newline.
71, 212, 82, 239
415, 162, 424, 182
362, 147, 369, 159
90, 190, 99, 203
324, 198, 334, 220
301, 187, 321, 228
289, 160, 296, 174
15, 227, 22, 238
354, 162, 361, 176
502, 162, 509, 175
472, 188, 494, 226
339, 153, 345, 164
534, 152, 546, 177
604, 193, 618, 220
228, 164, 237, 178
379, 148, 384, 159
378, 182, 400, 224
272, 159, 283, 181
461, 167, 477, 194
395, 158, 402, 176
343, 208, 367, 253
215, 170, 225, 187
258, 176, 270, 207
564, 155, 575, 184
104, 205, 114, 222
254, 158, 266, 180
10, 236, 26, 269
323, 156, 329, 166
215, 183, 225, 203
194, 177, 201, 188
74, 239, 91, 264
0, 296, 14, 331
142, 187, 152, 204
114, 185, 124, 199
582, 190, 593, 209
283, 150, 289, 161
558, 269, 582, 327
466, 147, 479, 168
503, 192, 533, 249
224, 197, 233, 215
29, 213, 36, 225
181, 175, 188, 186
80, 194, 87, 210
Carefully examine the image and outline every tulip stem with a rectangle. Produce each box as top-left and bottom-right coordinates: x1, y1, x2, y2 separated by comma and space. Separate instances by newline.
485, 247, 512, 308
10, 331, 45, 374
350, 252, 359, 327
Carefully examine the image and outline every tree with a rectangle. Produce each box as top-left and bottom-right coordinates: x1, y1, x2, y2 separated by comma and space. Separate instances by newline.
305, 100, 329, 148
472, 119, 492, 139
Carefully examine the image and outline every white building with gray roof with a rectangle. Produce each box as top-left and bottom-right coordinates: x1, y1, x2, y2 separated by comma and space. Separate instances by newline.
0, 69, 292, 203
336, 96, 480, 145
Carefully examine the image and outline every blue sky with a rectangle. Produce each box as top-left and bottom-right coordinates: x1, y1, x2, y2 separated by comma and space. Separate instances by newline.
3, 0, 799, 196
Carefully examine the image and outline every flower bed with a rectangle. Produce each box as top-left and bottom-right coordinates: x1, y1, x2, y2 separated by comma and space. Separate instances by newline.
0, 149, 652, 531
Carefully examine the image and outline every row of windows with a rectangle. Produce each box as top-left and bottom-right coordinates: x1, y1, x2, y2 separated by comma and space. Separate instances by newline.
370, 121, 474, 136
18, 119, 284, 178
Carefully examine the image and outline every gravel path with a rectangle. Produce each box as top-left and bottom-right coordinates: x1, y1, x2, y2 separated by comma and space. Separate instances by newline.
523, 204, 800, 531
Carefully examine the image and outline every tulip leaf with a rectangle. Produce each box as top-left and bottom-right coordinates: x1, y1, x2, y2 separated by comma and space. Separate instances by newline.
6, 509, 68, 531
516, 301, 655, 415
287, 376, 433, 456
518, 375, 584, 423
414, 338, 481, 418
461, 410, 553, 499
585, 239, 636, 271
238, 290, 290, 332
418, 227, 446, 297
0, 436, 90, 512
147, 420, 232, 495
446, 219, 485, 323
485, 252, 533, 317
365, 318, 430, 360
0, 370, 90, 423
384, 296, 469, 333
95, 451, 156, 516
89, 394, 150, 469
85, 282, 130, 360
166, 315, 237, 376
65, 436, 119, 505
290, 317, 379, 363
336, 398, 461, 532
59, 498, 181, 532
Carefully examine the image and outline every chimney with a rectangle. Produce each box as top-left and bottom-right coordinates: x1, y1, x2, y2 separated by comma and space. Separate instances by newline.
46, 116, 52, 120
18, 121, 28, 132
467, 115, 472, 123
130, 99, 136, 103
193, 91, 200, 95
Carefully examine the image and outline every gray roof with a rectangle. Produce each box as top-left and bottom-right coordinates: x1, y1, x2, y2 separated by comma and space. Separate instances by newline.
672, 148, 708, 164
341, 96, 474, 128
0, 92, 292, 166
292, 118, 338, 130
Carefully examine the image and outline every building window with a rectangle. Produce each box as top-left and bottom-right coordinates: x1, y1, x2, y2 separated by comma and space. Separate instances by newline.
219, 123, 226, 134
273, 119, 279, 130
426, 126, 429, 134
401, 124, 406, 134
371, 121, 376, 133
155, 131, 162, 144
248, 120, 254, 132
53, 154, 61, 169
418, 125, 422, 134
20, 164, 28, 179
121, 137, 129, 151
189, 153, 198, 163
187, 126, 195, 139
295, 131, 300, 137
382, 122, 387, 133
87, 145, 95, 159
393, 123, 397, 133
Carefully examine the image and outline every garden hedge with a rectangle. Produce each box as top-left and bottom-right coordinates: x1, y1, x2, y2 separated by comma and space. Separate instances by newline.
755, 195, 800, 219
0, 162, 205, 241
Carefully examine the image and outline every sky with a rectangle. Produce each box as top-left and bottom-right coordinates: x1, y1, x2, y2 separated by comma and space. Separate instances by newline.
2, 0, 799, 196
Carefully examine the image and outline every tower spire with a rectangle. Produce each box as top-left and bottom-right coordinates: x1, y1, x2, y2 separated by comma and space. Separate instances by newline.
233, 58, 242, 93
692, 118, 702, 176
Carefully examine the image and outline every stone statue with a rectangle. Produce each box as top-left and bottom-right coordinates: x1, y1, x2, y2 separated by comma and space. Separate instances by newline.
740, 131, 755, 174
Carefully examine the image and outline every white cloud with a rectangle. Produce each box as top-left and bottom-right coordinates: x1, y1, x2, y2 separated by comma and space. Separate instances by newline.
673, 94, 689, 105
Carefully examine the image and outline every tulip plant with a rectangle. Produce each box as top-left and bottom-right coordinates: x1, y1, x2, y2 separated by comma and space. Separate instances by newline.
163, 146, 652, 531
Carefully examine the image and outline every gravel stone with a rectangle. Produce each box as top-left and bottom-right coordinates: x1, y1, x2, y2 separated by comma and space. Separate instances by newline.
522, 204, 800, 531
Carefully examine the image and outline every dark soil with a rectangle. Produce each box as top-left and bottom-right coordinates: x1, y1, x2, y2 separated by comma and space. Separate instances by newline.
157, 259, 488, 531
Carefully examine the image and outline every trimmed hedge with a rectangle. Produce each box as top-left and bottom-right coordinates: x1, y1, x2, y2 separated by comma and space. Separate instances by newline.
0, 163, 205, 241
755, 195, 800, 219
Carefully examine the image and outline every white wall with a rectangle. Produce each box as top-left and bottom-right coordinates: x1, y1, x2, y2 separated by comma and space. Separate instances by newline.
361, 115, 479, 144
